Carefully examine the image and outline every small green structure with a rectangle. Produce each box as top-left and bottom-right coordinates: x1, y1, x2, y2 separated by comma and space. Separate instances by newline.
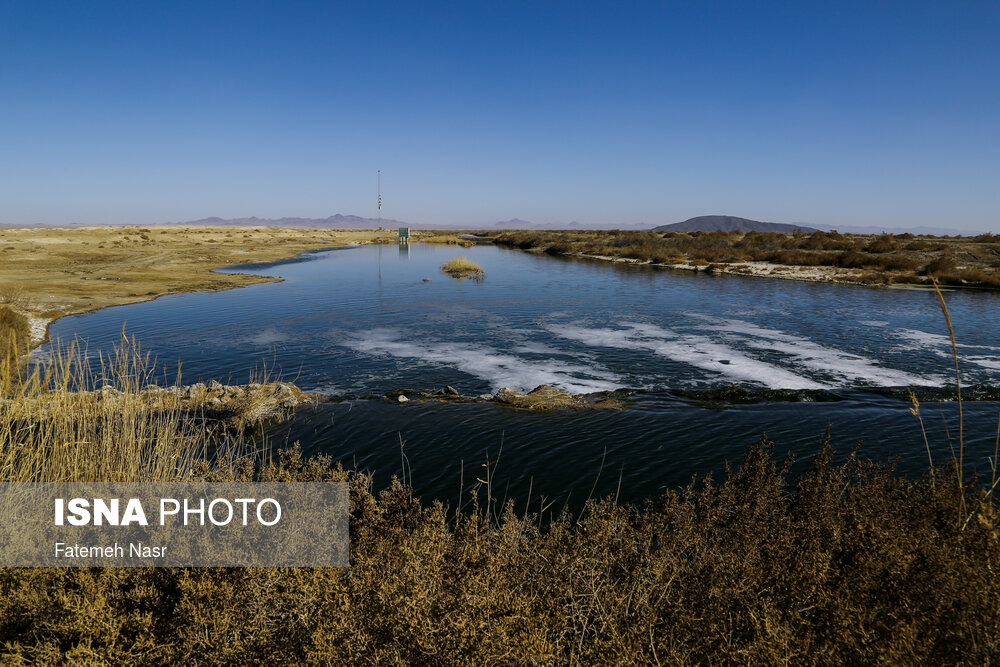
398, 227, 410, 243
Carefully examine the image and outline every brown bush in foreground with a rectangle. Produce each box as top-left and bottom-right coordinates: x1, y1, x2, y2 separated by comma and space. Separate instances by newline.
0, 440, 997, 664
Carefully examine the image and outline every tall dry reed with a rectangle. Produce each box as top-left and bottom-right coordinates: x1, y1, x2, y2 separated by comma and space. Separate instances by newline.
0, 334, 244, 483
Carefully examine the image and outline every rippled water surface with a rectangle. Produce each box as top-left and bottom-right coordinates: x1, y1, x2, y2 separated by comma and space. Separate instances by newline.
44, 244, 1000, 506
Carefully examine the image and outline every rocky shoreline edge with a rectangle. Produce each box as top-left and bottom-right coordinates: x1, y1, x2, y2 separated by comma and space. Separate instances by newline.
161, 381, 627, 413
4, 382, 628, 432
376, 384, 626, 410
24, 380, 994, 433
134, 381, 627, 414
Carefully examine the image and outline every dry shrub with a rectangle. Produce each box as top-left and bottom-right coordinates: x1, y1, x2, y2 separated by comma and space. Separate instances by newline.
0, 305, 30, 376
835, 250, 875, 269
964, 269, 1000, 287
738, 231, 784, 253
765, 250, 830, 266
953, 268, 994, 285
795, 231, 858, 251
876, 254, 920, 272
933, 268, 1000, 288
0, 283, 28, 308
0, 440, 996, 663
543, 241, 574, 255
832, 251, 917, 273
923, 254, 957, 276
864, 234, 901, 253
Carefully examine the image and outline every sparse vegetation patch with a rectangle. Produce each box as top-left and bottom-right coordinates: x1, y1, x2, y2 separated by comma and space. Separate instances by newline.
441, 255, 485, 280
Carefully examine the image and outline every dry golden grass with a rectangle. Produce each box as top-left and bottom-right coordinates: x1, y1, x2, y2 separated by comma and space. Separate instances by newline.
422, 230, 478, 246
441, 255, 485, 280
0, 305, 29, 374
0, 283, 28, 308
0, 330, 312, 483
0, 335, 236, 482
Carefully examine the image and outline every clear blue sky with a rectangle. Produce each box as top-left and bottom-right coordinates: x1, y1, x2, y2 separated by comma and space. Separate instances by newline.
2, 1, 998, 230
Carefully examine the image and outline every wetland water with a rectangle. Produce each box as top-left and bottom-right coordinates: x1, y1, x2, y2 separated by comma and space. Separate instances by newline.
44, 244, 1000, 507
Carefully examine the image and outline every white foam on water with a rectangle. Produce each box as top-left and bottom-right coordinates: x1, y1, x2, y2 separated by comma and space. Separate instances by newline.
664, 335, 828, 389
246, 328, 289, 346
892, 329, 1000, 376
896, 328, 1000, 353
895, 328, 953, 352
695, 317, 943, 387
307, 382, 346, 396
345, 328, 621, 394
617, 321, 678, 339
964, 356, 1000, 371
513, 342, 562, 355
741, 338, 940, 386
860, 320, 889, 327
547, 323, 826, 389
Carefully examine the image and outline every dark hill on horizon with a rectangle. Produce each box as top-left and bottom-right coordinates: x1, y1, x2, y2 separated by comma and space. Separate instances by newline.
653, 215, 818, 234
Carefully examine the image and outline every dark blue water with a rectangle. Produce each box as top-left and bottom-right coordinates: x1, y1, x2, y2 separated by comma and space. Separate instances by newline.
41, 244, 1000, 507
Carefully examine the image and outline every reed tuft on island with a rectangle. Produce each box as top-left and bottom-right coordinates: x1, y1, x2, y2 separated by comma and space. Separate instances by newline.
441, 255, 486, 280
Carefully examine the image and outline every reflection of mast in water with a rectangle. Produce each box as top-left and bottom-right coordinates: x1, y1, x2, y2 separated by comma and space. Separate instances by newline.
377, 169, 382, 283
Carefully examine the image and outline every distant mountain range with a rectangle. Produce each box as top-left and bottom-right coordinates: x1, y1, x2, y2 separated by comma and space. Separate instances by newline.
491, 218, 537, 229
3, 213, 987, 236
651, 215, 988, 236
169, 213, 408, 229
812, 223, 989, 236
489, 218, 649, 230
162, 215, 650, 231
653, 215, 818, 234
159, 215, 987, 235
